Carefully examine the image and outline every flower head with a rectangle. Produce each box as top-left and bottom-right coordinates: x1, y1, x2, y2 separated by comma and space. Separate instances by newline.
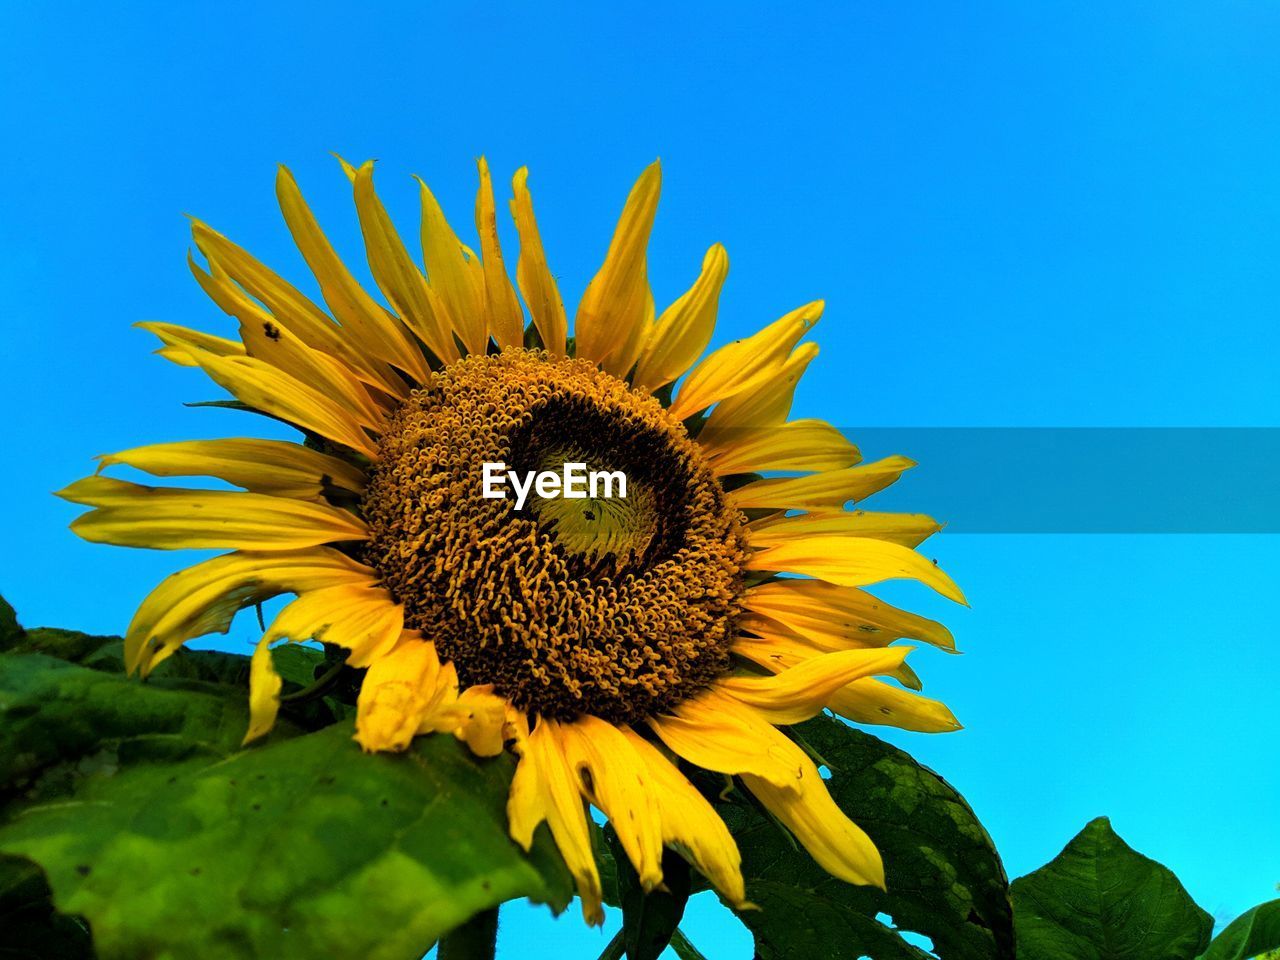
60, 157, 965, 922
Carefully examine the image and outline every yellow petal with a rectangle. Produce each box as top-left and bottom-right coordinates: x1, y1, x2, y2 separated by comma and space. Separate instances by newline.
669, 302, 822, 420
559, 717, 665, 891
741, 762, 884, 889
743, 578, 956, 652
632, 244, 729, 394
276, 164, 428, 387
507, 718, 604, 925
244, 636, 284, 745
828, 678, 963, 733
717, 647, 913, 725
426, 684, 509, 758
60, 476, 368, 551
618, 727, 748, 908
575, 161, 660, 376
349, 160, 458, 363
263, 583, 404, 668
135, 321, 245, 367
649, 689, 806, 790
746, 534, 966, 605
748, 510, 943, 550
474, 158, 524, 349
95, 438, 366, 502
417, 173, 488, 355
703, 419, 860, 476
184, 350, 378, 458
354, 635, 454, 752
120, 547, 374, 675
510, 168, 567, 356
727, 455, 914, 511
699, 343, 818, 437
190, 251, 391, 429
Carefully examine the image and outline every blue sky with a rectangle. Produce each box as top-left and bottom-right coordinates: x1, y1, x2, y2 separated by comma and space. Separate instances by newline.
1, 2, 1277, 955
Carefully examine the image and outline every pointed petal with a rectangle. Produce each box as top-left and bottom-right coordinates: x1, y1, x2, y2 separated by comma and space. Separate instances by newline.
118, 547, 374, 675
669, 302, 822, 420
575, 161, 660, 376
474, 157, 525, 349
60, 476, 368, 551
276, 164, 428, 386
741, 762, 884, 889
264, 583, 404, 668
703, 419, 860, 476
95, 438, 366, 502
349, 160, 458, 362
508, 718, 604, 925
727, 455, 914, 511
244, 637, 284, 745
743, 578, 956, 652
717, 647, 914, 725
632, 243, 728, 394
135, 321, 245, 367
699, 343, 818, 437
746, 534, 966, 604
828, 678, 963, 733
748, 510, 943, 550
510, 168, 567, 356
417, 173, 488, 355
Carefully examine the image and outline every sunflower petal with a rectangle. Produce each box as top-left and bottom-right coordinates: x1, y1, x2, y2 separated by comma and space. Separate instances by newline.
263, 583, 403, 668
669, 301, 822, 420
746, 534, 966, 605
741, 763, 884, 889
508, 717, 604, 925
510, 168, 567, 356
732, 629, 922, 691
717, 647, 913, 725
699, 342, 818, 437
618, 727, 748, 908
649, 690, 806, 790
95, 438, 366, 502
276, 165, 427, 387
748, 510, 943, 550
558, 717, 665, 890
475, 157, 524, 349
183, 350, 379, 458
828, 678, 963, 733
703, 419, 860, 476
417, 173, 488, 355
354, 635, 455, 752
136, 321, 245, 367
244, 637, 284, 745
119, 547, 374, 675
743, 578, 956, 652
349, 160, 458, 363
632, 243, 728, 394
60, 477, 368, 551
575, 161, 660, 377
727, 455, 914, 511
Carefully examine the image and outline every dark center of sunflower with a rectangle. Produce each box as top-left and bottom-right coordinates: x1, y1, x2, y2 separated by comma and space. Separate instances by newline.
362, 349, 749, 724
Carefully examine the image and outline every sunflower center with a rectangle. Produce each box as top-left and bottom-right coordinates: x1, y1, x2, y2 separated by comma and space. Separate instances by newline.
362, 349, 749, 724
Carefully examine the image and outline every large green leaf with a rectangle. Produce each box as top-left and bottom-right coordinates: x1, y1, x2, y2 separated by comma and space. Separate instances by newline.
605, 826, 691, 960
1011, 817, 1213, 960
1199, 900, 1280, 960
0, 853, 94, 960
717, 715, 1014, 960
0, 646, 571, 958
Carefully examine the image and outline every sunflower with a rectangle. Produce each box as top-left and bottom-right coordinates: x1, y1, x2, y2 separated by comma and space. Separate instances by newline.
58, 158, 965, 923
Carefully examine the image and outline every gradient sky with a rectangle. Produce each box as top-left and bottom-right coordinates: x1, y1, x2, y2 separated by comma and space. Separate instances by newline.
2, 3, 1278, 956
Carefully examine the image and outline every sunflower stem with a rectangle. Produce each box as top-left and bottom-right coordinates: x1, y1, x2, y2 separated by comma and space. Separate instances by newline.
438, 906, 499, 960
279, 660, 345, 703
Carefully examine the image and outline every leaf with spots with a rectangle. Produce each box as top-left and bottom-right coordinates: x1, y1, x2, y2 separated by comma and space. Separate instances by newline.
715, 714, 1014, 960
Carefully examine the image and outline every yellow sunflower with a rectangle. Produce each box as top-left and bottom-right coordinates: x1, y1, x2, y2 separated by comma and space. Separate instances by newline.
58, 158, 965, 923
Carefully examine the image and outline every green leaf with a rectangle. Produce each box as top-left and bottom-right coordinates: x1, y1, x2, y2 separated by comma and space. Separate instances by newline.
1011, 816, 1213, 960
0, 596, 23, 651
1199, 899, 1280, 960
0, 853, 94, 960
716, 714, 1014, 960
606, 827, 691, 960
0, 650, 571, 958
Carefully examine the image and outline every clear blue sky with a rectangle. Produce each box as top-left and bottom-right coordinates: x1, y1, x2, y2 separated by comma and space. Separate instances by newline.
2, 2, 1277, 955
